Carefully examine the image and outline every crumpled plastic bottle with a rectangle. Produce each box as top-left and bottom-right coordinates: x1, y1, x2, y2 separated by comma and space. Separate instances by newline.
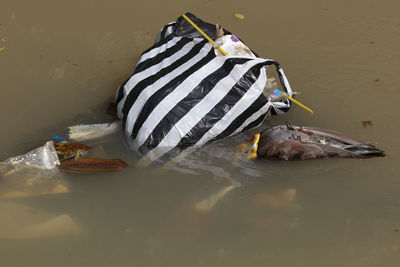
0, 141, 60, 178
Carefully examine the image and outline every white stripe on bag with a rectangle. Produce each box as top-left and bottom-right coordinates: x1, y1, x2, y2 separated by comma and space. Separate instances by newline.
134, 56, 227, 147
142, 66, 267, 162
117, 40, 200, 117
195, 70, 268, 147
149, 58, 266, 148
124, 42, 213, 136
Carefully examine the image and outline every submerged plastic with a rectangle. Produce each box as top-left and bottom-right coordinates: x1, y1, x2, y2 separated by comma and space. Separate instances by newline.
1, 141, 60, 174
0, 141, 68, 198
0, 141, 60, 180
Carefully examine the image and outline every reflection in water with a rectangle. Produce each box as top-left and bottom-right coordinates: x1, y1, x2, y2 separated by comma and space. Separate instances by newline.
165, 138, 263, 186
0, 201, 82, 240
195, 185, 235, 213
252, 188, 297, 209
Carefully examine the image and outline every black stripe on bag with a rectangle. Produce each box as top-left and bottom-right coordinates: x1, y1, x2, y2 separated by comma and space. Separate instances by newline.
208, 93, 268, 143
160, 25, 169, 40
242, 108, 271, 132
116, 37, 180, 105
270, 105, 290, 115
164, 23, 176, 38
141, 31, 176, 56
121, 40, 210, 127
115, 76, 131, 104
156, 107, 270, 163
167, 63, 264, 150
134, 57, 252, 147
139, 64, 264, 161
134, 38, 192, 75
155, 23, 175, 45
127, 49, 216, 136
157, 146, 185, 164
269, 61, 291, 113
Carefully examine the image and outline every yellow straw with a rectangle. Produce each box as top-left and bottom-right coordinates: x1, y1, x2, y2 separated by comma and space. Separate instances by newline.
280, 91, 314, 115
182, 14, 228, 56
182, 14, 313, 115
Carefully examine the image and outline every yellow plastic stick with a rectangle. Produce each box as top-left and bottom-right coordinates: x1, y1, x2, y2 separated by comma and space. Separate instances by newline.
281, 91, 314, 115
248, 133, 260, 159
182, 14, 228, 56
181, 14, 313, 115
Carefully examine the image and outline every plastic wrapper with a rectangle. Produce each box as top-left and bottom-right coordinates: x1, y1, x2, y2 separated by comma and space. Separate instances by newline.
0, 141, 68, 199
214, 35, 256, 58
68, 121, 120, 141
1, 141, 59, 174
116, 13, 293, 163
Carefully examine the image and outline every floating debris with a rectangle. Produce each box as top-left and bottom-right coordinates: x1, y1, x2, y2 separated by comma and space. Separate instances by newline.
234, 13, 245, 20
68, 121, 120, 141
0, 141, 60, 177
252, 189, 297, 209
0, 184, 69, 199
362, 120, 373, 128
195, 185, 235, 214
59, 158, 128, 173
53, 136, 67, 143
54, 142, 92, 161
254, 123, 384, 160
0, 38, 5, 52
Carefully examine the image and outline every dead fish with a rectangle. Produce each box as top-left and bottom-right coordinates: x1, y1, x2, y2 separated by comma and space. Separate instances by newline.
59, 158, 128, 173
257, 122, 385, 160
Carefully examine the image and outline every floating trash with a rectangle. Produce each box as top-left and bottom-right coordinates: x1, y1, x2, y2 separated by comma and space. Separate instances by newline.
252, 122, 385, 160
234, 13, 245, 20
59, 158, 128, 173
116, 13, 294, 163
0, 38, 5, 52
68, 121, 120, 141
362, 120, 373, 128
0, 141, 60, 178
0, 141, 71, 199
54, 142, 92, 161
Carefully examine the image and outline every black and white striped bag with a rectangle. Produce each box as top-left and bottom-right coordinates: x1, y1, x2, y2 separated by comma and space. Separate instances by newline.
116, 13, 293, 162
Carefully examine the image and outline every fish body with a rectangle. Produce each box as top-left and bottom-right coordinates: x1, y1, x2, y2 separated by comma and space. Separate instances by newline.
257, 123, 385, 160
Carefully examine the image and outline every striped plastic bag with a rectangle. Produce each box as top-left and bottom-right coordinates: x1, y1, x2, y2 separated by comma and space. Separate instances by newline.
116, 13, 293, 163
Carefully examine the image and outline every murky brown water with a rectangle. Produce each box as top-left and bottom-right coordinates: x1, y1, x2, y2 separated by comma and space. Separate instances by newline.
1, 0, 400, 266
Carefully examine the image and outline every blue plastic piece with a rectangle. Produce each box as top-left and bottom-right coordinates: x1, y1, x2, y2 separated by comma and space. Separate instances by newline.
53, 136, 67, 143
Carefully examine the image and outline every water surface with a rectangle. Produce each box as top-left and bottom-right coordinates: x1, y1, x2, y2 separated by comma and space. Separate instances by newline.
1, 0, 400, 266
